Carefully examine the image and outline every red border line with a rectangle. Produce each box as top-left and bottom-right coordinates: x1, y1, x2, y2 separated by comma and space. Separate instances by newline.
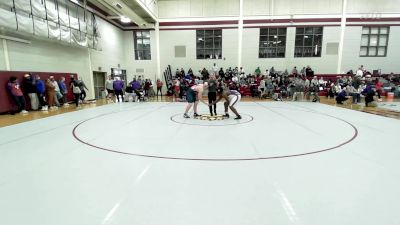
71, 106, 358, 161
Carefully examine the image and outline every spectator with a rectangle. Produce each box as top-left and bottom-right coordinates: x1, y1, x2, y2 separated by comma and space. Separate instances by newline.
22, 74, 39, 110
58, 77, 68, 106
255, 67, 261, 76
45, 78, 56, 109
336, 88, 349, 104
35, 75, 47, 111
105, 75, 114, 102
76, 79, 89, 102
49, 76, 61, 107
113, 77, 124, 102
7, 76, 28, 114
156, 79, 163, 97
70, 77, 81, 108
305, 65, 314, 78
362, 84, 376, 107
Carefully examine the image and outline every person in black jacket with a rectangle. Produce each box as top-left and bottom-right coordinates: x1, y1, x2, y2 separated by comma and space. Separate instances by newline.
22, 74, 39, 110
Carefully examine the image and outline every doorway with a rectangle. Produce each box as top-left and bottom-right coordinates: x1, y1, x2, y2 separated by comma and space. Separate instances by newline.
93, 71, 106, 99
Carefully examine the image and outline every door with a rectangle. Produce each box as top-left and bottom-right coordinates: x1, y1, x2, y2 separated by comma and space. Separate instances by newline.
93, 71, 106, 99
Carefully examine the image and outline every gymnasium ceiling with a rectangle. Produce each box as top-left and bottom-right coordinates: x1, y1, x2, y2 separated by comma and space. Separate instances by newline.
75, 0, 158, 29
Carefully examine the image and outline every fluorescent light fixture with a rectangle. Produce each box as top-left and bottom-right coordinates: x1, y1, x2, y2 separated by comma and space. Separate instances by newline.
70, 0, 79, 3
120, 16, 131, 23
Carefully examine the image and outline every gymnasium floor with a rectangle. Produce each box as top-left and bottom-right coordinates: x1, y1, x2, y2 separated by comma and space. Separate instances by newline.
0, 100, 400, 225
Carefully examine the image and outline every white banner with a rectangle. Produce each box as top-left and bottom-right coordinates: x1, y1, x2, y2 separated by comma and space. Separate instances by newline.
79, 20, 87, 33
70, 17, 79, 30
32, 0, 46, 19
46, 7, 59, 23
33, 17, 48, 37
17, 14, 34, 34
0, 8, 17, 30
59, 13, 69, 27
61, 26, 71, 43
48, 21, 60, 40
14, 0, 31, 12
87, 35, 93, 48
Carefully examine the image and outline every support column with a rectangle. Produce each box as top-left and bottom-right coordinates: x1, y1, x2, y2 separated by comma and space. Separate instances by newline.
155, 22, 161, 79
337, 0, 347, 74
2, 39, 11, 71
237, 0, 243, 69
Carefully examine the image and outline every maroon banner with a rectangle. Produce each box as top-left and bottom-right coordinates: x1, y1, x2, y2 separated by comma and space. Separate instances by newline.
0, 71, 78, 114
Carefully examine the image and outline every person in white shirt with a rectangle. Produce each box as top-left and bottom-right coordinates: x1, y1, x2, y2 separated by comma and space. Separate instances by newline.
356, 67, 364, 77
105, 75, 114, 102
50, 76, 61, 107
212, 63, 218, 76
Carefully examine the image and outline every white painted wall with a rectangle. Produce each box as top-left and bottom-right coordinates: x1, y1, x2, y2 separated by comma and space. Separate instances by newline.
347, 0, 400, 14
90, 17, 126, 75
0, 42, 5, 70
242, 26, 340, 74
243, 0, 343, 16
123, 30, 158, 82
341, 26, 400, 73
158, 0, 239, 18
159, 29, 238, 73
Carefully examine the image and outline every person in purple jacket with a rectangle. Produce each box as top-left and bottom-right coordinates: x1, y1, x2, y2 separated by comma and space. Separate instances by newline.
130, 78, 142, 100
113, 77, 125, 102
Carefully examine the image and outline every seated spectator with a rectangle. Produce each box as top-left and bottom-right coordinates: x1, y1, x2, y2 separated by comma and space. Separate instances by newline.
7, 76, 28, 114
362, 84, 376, 107
124, 84, 136, 102
336, 88, 349, 104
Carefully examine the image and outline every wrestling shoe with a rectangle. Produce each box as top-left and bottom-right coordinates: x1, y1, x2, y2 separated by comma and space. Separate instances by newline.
193, 113, 200, 117
223, 113, 230, 118
183, 113, 190, 118
210, 112, 214, 116
234, 115, 242, 120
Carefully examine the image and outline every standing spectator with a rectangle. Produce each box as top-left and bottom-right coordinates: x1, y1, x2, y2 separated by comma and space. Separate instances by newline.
49, 76, 61, 107
113, 77, 124, 102
212, 63, 218, 76
156, 79, 163, 97
76, 79, 89, 102
255, 67, 261, 76
58, 77, 68, 106
291, 66, 298, 76
375, 79, 383, 101
201, 68, 209, 80
70, 77, 81, 108
218, 68, 225, 80
7, 76, 28, 114
105, 75, 114, 102
144, 79, 151, 97
45, 78, 56, 109
35, 75, 47, 111
305, 65, 314, 78
22, 74, 39, 110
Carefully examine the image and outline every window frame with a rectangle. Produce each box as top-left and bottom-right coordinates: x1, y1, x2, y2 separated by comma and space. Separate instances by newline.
294, 27, 323, 58
360, 26, 389, 57
259, 27, 287, 58
134, 30, 151, 60
196, 29, 223, 60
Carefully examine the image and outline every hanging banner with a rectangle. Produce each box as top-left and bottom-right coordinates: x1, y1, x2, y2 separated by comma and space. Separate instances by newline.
61, 26, 71, 43
17, 14, 34, 34
31, 0, 46, 19
70, 17, 79, 30
33, 17, 48, 37
0, 8, 17, 30
46, 7, 59, 23
59, 13, 69, 27
48, 21, 60, 40
14, 0, 31, 13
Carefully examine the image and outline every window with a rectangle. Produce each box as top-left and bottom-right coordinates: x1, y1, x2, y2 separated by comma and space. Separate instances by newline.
259, 28, 286, 58
196, 30, 222, 59
134, 31, 151, 60
294, 27, 323, 57
360, 27, 389, 57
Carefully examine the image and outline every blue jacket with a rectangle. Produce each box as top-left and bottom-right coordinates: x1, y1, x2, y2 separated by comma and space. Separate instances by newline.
36, 79, 45, 94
